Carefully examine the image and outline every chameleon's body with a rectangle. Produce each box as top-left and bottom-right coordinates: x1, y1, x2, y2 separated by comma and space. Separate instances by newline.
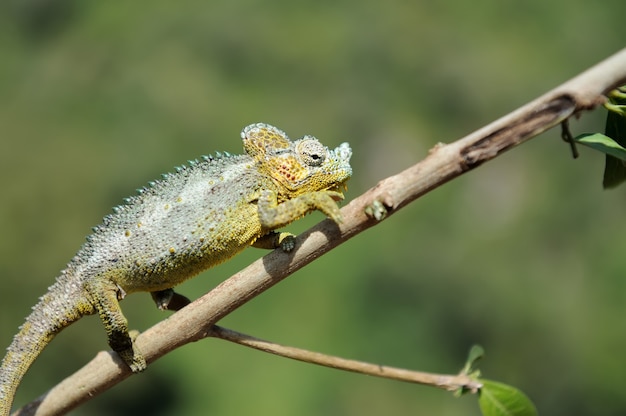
0, 123, 352, 415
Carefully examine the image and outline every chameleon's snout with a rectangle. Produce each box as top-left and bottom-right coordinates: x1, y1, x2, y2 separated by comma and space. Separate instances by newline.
331, 142, 353, 179
334, 142, 353, 165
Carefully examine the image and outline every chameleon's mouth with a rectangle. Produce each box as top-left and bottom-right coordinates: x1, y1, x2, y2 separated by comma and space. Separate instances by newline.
328, 181, 349, 201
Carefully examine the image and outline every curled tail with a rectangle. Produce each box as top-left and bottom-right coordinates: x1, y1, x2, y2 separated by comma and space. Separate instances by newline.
0, 278, 94, 416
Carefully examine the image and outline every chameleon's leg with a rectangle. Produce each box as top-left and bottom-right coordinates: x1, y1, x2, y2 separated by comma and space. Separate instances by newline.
151, 289, 191, 311
252, 230, 296, 252
258, 189, 345, 229
84, 278, 147, 372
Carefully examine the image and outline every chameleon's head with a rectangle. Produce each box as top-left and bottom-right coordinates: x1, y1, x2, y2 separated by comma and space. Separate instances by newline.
242, 123, 352, 198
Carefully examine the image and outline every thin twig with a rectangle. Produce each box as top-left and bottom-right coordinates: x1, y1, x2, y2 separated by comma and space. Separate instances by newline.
560, 119, 579, 158
209, 325, 481, 393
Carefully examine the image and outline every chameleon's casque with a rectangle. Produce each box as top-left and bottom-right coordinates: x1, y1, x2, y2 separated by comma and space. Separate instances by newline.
0, 123, 352, 415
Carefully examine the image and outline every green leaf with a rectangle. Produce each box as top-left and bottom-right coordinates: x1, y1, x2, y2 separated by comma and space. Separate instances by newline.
455, 345, 485, 397
573, 86, 626, 188
574, 133, 626, 162
602, 86, 626, 188
603, 153, 626, 188
461, 344, 485, 375
478, 379, 538, 416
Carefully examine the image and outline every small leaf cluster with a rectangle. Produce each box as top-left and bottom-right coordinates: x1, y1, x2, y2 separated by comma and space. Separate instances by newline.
458, 345, 538, 416
574, 86, 626, 188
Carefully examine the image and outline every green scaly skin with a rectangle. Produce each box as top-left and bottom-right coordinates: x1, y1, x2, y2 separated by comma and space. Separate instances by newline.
0, 123, 352, 415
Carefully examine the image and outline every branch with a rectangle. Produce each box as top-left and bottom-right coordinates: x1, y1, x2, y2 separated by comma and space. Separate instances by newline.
14, 47, 626, 416
209, 325, 482, 393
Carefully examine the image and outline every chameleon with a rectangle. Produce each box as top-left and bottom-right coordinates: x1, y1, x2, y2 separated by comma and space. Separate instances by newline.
0, 123, 352, 415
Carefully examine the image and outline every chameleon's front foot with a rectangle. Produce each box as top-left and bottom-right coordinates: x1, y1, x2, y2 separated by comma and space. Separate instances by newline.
258, 189, 345, 228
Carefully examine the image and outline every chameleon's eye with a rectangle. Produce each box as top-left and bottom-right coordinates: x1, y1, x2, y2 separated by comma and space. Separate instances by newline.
297, 137, 327, 167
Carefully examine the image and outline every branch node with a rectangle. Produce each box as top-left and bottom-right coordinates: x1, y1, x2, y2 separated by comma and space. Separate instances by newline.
428, 142, 448, 155
364, 197, 392, 221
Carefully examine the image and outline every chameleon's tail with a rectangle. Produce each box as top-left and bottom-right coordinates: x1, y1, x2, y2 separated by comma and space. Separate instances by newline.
0, 278, 93, 416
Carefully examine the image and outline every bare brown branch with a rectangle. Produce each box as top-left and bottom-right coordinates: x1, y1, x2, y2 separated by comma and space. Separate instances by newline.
209, 325, 482, 393
14, 47, 626, 416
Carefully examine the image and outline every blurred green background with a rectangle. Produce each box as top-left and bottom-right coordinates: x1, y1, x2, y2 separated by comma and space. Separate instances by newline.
1, 1, 625, 415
